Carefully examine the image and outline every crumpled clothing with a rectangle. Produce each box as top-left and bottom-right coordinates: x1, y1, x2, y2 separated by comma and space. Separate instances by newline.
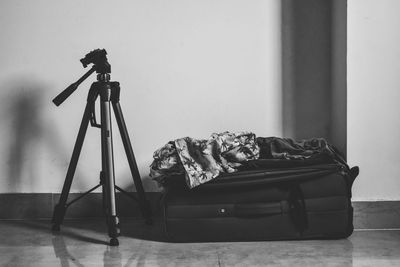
150, 132, 259, 188
149, 142, 185, 179
257, 137, 346, 165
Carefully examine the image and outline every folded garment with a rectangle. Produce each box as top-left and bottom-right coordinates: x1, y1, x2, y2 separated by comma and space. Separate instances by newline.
150, 133, 346, 189
150, 131, 259, 188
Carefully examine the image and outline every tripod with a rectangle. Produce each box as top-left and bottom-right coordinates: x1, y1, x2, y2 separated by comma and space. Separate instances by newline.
51, 49, 152, 246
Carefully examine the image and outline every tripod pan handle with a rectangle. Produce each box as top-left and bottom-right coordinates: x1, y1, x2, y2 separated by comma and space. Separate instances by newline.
53, 83, 78, 106
53, 66, 96, 106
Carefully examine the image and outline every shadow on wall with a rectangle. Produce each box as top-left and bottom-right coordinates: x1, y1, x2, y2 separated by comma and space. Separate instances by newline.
124, 174, 159, 193
2, 75, 156, 193
2, 76, 86, 192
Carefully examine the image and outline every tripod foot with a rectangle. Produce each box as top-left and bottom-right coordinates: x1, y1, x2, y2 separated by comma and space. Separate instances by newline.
52, 204, 67, 230
109, 238, 119, 246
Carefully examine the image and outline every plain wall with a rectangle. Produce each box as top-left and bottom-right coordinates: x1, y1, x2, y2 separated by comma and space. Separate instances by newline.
0, 0, 282, 193
348, 0, 400, 200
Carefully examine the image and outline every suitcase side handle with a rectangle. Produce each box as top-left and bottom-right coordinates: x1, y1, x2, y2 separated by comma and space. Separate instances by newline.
234, 202, 284, 217
349, 166, 359, 187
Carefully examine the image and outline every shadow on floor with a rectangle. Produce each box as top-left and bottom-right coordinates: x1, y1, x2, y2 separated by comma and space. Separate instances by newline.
0, 217, 167, 246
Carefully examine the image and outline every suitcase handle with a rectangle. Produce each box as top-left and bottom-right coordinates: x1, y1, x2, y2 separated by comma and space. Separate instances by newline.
349, 166, 359, 187
234, 202, 284, 217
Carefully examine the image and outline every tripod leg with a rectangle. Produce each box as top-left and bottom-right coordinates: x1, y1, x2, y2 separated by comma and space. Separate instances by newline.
112, 102, 152, 224
52, 103, 92, 231
100, 94, 120, 246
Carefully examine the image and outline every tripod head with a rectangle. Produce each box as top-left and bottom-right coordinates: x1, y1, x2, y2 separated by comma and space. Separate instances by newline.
80, 49, 111, 73
53, 49, 111, 106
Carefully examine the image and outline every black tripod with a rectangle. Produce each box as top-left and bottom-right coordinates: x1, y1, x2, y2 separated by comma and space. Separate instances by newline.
51, 49, 152, 246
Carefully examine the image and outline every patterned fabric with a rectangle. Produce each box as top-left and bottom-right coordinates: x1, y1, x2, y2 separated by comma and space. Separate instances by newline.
150, 133, 346, 189
150, 132, 259, 188
149, 142, 185, 180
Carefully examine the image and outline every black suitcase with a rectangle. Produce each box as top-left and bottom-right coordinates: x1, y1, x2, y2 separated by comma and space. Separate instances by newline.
162, 161, 359, 242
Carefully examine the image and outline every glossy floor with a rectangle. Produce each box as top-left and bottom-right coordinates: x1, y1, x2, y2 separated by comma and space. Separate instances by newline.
0, 219, 399, 267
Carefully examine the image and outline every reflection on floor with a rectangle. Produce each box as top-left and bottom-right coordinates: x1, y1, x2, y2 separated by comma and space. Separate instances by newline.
0, 219, 399, 267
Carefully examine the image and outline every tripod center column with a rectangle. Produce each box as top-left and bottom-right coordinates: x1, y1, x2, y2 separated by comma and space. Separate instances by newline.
98, 77, 118, 225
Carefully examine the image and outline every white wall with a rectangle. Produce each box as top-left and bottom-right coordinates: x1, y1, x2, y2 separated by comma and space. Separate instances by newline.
0, 0, 282, 193
348, 0, 400, 200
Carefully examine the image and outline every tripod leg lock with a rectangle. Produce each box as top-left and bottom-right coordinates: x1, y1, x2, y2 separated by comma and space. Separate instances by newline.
107, 216, 121, 239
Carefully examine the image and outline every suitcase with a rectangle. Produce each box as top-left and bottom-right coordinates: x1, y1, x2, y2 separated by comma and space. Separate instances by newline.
162, 161, 359, 242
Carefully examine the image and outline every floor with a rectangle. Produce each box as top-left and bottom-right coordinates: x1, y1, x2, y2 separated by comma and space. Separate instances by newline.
0, 219, 399, 267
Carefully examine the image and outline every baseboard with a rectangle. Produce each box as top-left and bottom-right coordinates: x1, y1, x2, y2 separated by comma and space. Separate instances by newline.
0, 193, 399, 229
0, 193, 163, 220
352, 201, 400, 229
